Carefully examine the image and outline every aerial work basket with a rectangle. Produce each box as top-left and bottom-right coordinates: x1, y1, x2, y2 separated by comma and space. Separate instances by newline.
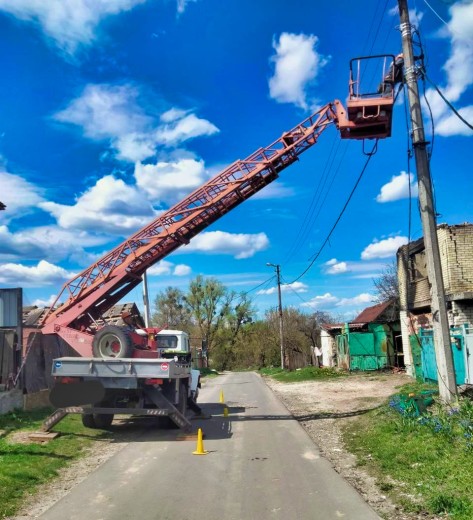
335, 54, 400, 140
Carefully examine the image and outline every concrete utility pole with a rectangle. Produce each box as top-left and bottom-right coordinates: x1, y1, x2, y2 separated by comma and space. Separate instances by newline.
267, 263, 285, 369
398, 0, 457, 402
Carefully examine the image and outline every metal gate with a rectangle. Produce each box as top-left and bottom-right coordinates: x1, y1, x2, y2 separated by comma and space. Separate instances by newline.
463, 325, 473, 384
419, 328, 466, 385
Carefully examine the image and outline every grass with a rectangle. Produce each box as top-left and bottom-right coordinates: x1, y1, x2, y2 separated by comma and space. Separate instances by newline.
260, 366, 346, 382
342, 384, 473, 519
198, 367, 219, 378
0, 408, 110, 519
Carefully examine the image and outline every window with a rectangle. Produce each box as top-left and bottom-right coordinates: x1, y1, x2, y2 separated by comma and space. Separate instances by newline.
157, 335, 178, 350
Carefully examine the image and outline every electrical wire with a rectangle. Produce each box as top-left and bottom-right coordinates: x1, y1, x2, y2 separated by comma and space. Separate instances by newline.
242, 275, 276, 297
424, 73, 473, 132
423, 0, 449, 27
282, 134, 342, 266
283, 138, 349, 268
287, 140, 379, 285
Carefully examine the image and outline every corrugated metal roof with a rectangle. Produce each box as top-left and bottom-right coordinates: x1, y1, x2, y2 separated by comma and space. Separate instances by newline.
22, 302, 145, 328
351, 299, 395, 324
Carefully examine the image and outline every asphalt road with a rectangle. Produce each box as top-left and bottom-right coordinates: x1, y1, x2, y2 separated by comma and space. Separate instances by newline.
39, 371, 380, 520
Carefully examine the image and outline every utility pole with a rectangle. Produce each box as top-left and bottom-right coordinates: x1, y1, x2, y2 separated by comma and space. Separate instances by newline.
267, 263, 285, 370
142, 271, 151, 328
398, 0, 457, 402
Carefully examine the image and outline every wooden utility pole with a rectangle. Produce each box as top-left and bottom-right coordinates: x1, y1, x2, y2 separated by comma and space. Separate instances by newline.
398, 0, 457, 402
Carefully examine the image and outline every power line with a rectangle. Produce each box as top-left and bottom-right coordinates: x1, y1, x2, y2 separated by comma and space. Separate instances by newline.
242, 275, 276, 297
423, 0, 449, 26
287, 140, 379, 285
282, 137, 349, 267
424, 73, 473, 132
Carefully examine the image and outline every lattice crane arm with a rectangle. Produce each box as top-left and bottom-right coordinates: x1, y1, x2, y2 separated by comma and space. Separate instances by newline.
42, 103, 339, 333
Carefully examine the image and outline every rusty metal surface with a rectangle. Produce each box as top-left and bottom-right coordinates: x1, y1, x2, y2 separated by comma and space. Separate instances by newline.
351, 300, 395, 325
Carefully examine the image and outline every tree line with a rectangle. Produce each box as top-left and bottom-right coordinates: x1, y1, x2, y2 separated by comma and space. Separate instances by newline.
152, 275, 337, 371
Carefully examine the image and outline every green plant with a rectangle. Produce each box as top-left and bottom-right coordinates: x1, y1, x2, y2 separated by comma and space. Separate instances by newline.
344, 394, 473, 520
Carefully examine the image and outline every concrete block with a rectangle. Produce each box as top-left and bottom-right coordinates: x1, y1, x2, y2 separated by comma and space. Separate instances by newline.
23, 389, 51, 411
0, 389, 23, 414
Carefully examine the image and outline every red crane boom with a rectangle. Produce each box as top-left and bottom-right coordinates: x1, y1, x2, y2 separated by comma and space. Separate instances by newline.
41, 54, 398, 356
42, 103, 338, 345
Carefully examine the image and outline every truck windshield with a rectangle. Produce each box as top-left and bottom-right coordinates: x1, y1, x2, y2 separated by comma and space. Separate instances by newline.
157, 335, 178, 350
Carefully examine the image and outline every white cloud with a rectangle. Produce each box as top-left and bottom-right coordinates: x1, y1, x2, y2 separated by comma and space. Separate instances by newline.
0, 170, 44, 220
155, 113, 219, 145
300, 291, 373, 310
0, 0, 147, 55
32, 294, 58, 307
0, 260, 75, 287
301, 292, 339, 309
182, 231, 269, 259
40, 174, 156, 235
173, 264, 191, 276
435, 106, 473, 136
0, 224, 105, 263
376, 171, 418, 202
337, 293, 373, 307
134, 158, 207, 205
422, 2, 473, 135
361, 236, 408, 260
258, 281, 308, 295
251, 181, 295, 200
176, 0, 197, 14
324, 258, 349, 275
147, 260, 191, 277
54, 84, 219, 162
269, 32, 328, 109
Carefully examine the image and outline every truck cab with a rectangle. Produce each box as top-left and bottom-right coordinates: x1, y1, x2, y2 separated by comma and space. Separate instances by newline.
156, 329, 201, 402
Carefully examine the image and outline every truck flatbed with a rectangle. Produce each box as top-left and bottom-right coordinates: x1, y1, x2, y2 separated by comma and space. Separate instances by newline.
52, 356, 191, 379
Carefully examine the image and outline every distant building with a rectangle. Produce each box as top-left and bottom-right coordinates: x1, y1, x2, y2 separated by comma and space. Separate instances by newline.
321, 299, 401, 371
397, 223, 473, 381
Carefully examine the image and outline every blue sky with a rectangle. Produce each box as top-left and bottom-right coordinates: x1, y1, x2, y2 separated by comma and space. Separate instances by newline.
0, 0, 472, 320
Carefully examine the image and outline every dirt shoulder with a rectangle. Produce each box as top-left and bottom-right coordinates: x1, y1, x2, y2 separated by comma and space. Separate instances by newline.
264, 371, 430, 520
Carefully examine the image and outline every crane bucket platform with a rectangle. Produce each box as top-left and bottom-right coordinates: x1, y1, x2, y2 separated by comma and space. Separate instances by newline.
336, 55, 397, 140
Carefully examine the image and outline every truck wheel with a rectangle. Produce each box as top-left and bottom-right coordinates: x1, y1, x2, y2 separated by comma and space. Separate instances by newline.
82, 414, 96, 428
92, 325, 133, 358
93, 413, 114, 429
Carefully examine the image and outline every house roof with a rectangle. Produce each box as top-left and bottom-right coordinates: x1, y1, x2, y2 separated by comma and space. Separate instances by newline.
351, 299, 395, 325
23, 302, 145, 328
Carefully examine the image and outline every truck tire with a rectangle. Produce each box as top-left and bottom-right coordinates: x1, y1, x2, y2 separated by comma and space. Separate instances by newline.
93, 413, 114, 429
81, 413, 96, 428
92, 325, 134, 358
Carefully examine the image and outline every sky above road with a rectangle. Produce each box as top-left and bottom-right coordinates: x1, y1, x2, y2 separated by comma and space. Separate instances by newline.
0, 0, 472, 320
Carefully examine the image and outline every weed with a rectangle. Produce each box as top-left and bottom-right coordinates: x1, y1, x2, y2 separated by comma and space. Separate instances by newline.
343, 389, 473, 520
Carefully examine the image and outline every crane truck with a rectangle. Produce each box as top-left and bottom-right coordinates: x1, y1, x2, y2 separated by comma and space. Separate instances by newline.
39, 55, 399, 432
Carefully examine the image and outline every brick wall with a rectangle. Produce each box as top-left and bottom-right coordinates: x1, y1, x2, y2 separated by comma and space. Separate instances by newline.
451, 300, 473, 327
397, 224, 473, 310
438, 224, 473, 293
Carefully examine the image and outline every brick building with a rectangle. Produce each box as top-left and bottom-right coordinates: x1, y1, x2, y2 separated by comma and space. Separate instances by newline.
397, 223, 473, 378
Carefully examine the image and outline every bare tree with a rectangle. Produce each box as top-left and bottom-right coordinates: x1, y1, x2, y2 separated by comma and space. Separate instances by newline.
372, 261, 399, 304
